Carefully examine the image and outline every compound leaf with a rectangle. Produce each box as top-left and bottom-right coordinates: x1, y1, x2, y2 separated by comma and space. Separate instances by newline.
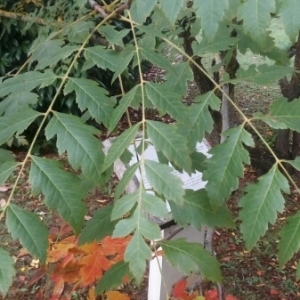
160, 239, 222, 283
96, 260, 131, 294
147, 120, 192, 172
108, 86, 138, 133
278, 211, 300, 268
0, 70, 57, 98
124, 231, 152, 284
64, 78, 114, 128
144, 160, 185, 205
278, 0, 300, 41
164, 62, 193, 97
160, 0, 185, 25
169, 189, 234, 230
177, 91, 220, 151
0, 161, 19, 185
231, 64, 293, 85
194, 0, 229, 41
262, 98, 300, 132
239, 165, 289, 250
237, 0, 275, 48
0, 108, 42, 145
79, 205, 118, 245
204, 125, 254, 207
30, 156, 86, 233
102, 123, 140, 172
0, 92, 38, 115
45, 112, 105, 183
6, 204, 49, 263
145, 82, 187, 123
0, 248, 15, 297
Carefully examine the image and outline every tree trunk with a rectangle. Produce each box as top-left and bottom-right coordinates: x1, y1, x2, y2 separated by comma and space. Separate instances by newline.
276, 32, 300, 158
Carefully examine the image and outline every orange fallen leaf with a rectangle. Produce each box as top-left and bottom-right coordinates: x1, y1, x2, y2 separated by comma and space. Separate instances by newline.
106, 291, 130, 300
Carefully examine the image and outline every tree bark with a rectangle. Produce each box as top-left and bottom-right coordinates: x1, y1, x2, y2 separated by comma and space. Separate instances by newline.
276, 32, 300, 158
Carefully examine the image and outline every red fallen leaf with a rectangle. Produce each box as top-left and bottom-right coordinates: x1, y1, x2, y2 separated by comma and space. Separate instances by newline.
256, 270, 263, 276
172, 279, 188, 298
28, 268, 47, 286
270, 289, 279, 295
205, 289, 219, 300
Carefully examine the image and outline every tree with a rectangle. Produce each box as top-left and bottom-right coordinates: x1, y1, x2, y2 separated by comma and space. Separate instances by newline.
1, 0, 300, 298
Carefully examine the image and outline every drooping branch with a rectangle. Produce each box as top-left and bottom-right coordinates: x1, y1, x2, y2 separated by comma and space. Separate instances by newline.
0, 9, 46, 25
89, 0, 133, 18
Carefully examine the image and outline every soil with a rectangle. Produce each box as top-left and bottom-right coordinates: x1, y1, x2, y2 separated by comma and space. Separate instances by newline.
1, 66, 300, 300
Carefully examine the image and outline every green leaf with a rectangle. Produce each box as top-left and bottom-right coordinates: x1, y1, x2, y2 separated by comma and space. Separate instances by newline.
204, 125, 254, 207
99, 26, 130, 48
0, 248, 15, 297
113, 188, 169, 220
261, 98, 300, 132
237, 0, 275, 47
164, 62, 193, 97
112, 191, 140, 220
239, 165, 289, 250
102, 123, 140, 172
297, 261, 300, 280
45, 112, 105, 183
96, 260, 131, 294
0, 92, 38, 115
84, 47, 124, 72
140, 48, 177, 76
278, 211, 300, 268
124, 231, 152, 284
193, 23, 239, 55
79, 206, 117, 245
141, 192, 169, 219
144, 160, 185, 205
0, 108, 42, 145
63, 21, 95, 44
286, 157, 300, 171
113, 207, 161, 240
177, 91, 221, 151
64, 78, 114, 128
6, 204, 49, 263
114, 163, 140, 200
147, 120, 192, 172
230, 64, 294, 85
0, 70, 57, 97
0, 149, 14, 163
108, 86, 138, 133
145, 82, 188, 122
130, 0, 157, 23
160, 239, 222, 283
169, 189, 234, 230
31, 40, 78, 70
278, 0, 300, 41
30, 156, 86, 233
0, 161, 19, 185
160, 0, 185, 25
194, 0, 229, 41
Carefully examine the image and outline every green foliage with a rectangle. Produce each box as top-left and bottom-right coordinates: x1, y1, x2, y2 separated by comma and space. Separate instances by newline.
0, 248, 15, 297
1, 0, 300, 297
160, 239, 222, 282
239, 165, 289, 250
